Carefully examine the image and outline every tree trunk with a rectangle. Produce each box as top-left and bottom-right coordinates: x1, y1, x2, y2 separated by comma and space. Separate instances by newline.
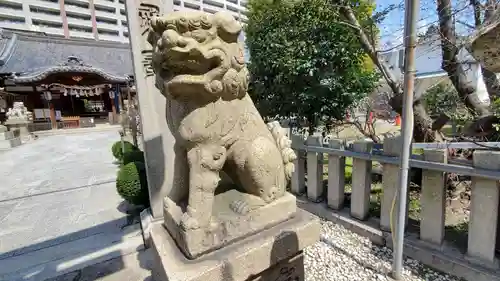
340, 5, 443, 142
437, 0, 491, 117
471, 0, 500, 97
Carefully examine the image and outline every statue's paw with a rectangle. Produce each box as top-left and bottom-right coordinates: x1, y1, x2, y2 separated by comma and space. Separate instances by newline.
230, 200, 252, 215
180, 212, 200, 230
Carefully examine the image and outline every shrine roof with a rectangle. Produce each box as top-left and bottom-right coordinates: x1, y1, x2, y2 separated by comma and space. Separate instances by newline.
0, 29, 134, 84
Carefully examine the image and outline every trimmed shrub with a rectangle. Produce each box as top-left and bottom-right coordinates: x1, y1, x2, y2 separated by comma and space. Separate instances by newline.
116, 161, 149, 206
111, 140, 139, 161
123, 150, 145, 165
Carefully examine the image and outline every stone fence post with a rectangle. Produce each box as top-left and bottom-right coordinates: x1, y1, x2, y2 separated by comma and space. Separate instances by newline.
380, 135, 408, 231
291, 134, 305, 195
420, 149, 447, 247
327, 139, 345, 210
306, 135, 323, 202
350, 139, 372, 220
467, 151, 500, 266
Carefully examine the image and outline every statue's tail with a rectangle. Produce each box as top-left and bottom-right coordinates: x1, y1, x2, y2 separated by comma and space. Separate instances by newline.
267, 121, 297, 181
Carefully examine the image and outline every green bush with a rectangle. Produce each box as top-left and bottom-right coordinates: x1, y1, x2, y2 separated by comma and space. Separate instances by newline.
111, 140, 139, 161
122, 150, 145, 165
116, 161, 149, 206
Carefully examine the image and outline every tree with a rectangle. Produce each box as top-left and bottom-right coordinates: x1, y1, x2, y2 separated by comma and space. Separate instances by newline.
340, 4, 444, 142
245, 0, 379, 134
423, 82, 475, 130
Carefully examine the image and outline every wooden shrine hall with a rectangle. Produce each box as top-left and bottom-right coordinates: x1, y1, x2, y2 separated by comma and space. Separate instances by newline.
0, 28, 136, 130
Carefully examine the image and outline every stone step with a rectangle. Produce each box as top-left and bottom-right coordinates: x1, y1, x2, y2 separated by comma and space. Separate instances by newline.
0, 224, 144, 281
45, 249, 154, 281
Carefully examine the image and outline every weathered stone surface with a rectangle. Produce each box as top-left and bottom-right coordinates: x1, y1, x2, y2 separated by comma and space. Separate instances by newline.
0, 130, 14, 140
5, 102, 33, 123
148, 10, 299, 259
0, 137, 21, 149
150, 209, 320, 281
163, 190, 297, 259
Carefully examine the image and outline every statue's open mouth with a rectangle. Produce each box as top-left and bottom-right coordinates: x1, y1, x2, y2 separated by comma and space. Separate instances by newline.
164, 47, 221, 78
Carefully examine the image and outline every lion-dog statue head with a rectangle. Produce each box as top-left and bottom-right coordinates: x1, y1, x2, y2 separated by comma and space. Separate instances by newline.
147, 11, 249, 104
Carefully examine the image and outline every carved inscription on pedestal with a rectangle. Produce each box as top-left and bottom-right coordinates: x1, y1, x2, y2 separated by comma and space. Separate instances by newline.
251, 253, 304, 281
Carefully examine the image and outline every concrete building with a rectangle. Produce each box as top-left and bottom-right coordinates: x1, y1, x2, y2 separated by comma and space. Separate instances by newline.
0, 0, 248, 43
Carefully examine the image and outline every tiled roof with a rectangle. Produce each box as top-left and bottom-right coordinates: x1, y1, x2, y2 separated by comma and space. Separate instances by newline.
0, 29, 133, 83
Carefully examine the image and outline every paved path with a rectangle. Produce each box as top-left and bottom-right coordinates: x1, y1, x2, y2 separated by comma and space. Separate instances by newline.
0, 130, 129, 258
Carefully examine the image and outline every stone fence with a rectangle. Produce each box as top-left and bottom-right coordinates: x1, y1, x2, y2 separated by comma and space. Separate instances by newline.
291, 135, 500, 281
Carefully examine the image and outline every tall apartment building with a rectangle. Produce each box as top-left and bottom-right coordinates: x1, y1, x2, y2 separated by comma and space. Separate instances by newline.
0, 0, 248, 43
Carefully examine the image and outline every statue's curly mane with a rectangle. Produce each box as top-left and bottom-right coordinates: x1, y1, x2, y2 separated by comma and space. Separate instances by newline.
147, 11, 249, 102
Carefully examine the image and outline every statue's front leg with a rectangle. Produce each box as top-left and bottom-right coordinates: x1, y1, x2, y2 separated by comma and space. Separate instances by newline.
181, 144, 227, 230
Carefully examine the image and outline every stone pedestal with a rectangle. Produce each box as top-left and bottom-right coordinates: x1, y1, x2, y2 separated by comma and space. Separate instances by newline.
163, 190, 298, 259
0, 125, 21, 149
4, 120, 31, 138
151, 209, 320, 281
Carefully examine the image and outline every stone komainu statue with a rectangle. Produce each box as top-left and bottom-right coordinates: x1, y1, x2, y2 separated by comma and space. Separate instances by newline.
147, 11, 296, 231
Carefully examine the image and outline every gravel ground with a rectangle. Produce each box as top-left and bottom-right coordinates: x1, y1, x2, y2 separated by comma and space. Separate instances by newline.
304, 220, 463, 281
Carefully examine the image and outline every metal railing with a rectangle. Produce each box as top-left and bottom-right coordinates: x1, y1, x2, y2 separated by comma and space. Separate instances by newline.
291, 134, 500, 278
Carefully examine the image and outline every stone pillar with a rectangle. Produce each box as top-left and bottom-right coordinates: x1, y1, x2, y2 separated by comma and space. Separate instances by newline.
327, 139, 345, 210
291, 134, 305, 195
306, 135, 323, 202
0, 125, 21, 150
420, 149, 447, 247
466, 151, 500, 265
125, 0, 185, 218
350, 139, 372, 220
380, 135, 407, 231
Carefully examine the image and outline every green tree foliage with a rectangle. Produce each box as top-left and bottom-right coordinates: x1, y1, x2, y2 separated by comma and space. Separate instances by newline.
245, 0, 379, 132
423, 82, 475, 126
111, 140, 139, 161
122, 150, 145, 166
116, 161, 149, 206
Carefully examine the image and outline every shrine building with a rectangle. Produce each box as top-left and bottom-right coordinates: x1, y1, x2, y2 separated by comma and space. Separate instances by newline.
0, 28, 136, 130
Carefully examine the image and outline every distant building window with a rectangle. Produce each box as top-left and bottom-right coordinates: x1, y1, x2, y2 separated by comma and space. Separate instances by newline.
30, 6, 61, 17
0, 2, 22, 10
203, 0, 224, 8
123, 31, 129, 37
96, 17, 117, 25
226, 5, 238, 13
68, 24, 93, 33
203, 7, 216, 14
66, 12, 91, 21
32, 19, 62, 28
184, 2, 200, 10
98, 29, 119, 36
94, 5, 115, 13
65, 0, 89, 9
121, 20, 127, 26
0, 16, 25, 24
120, 9, 126, 16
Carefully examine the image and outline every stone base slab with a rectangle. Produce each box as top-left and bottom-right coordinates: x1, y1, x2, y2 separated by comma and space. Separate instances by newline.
0, 131, 14, 141
163, 190, 297, 259
0, 137, 21, 149
5, 122, 31, 137
151, 209, 320, 281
